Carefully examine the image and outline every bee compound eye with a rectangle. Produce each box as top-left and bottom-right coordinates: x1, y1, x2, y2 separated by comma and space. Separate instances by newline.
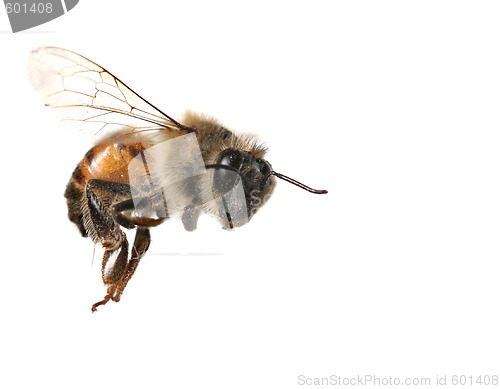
212, 166, 241, 195
212, 149, 243, 195
218, 148, 243, 170
257, 159, 271, 177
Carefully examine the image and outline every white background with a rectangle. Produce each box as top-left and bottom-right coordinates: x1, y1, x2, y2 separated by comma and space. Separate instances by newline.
1, 1, 499, 388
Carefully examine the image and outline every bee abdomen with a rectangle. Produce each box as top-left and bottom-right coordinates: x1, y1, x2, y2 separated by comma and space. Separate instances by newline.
65, 166, 88, 237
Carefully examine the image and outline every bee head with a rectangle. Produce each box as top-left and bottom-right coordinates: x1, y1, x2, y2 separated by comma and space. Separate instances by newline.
207, 147, 328, 230
208, 148, 277, 229
191, 116, 328, 229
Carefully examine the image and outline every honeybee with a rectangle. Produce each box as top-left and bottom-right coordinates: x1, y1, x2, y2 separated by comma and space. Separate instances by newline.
28, 47, 328, 312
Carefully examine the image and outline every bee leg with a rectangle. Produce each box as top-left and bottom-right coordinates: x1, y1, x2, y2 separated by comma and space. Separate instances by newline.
84, 180, 131, 312
182, 205, 201, 232
111, 228, 151, 303
84, 182, 127, 246
83, 183, 156, 309
91, 236, 129, 312
112, 197, 167, 228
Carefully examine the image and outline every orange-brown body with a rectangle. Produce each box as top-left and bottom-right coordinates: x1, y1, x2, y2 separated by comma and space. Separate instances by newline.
65, 138, 148, 237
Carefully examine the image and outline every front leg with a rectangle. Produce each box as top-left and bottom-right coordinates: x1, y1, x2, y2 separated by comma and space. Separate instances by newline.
182, 204, 201, 232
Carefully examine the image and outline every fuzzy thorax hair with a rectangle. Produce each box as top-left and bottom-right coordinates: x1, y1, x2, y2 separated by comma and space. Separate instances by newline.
180, 111, 268, 164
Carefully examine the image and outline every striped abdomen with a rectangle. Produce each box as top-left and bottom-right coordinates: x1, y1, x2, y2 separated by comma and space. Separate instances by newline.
64, 141, 146, 237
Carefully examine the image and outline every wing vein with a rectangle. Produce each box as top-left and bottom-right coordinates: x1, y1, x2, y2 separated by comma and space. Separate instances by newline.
28, 47, 191, 138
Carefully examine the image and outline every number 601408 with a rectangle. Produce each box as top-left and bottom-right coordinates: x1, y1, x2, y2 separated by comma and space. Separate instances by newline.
451, 375, 498, 386
5, 2, 53, 14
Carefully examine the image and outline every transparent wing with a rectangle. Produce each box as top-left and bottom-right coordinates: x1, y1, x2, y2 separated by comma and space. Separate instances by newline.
27, 46, 185, 137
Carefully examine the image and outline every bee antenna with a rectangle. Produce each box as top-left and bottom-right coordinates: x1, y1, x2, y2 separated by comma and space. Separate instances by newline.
206, 165, 328, 195
270, 171, 328, 194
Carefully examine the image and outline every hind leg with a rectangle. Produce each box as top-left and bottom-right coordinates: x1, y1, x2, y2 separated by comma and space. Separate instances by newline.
91, 237, 129, 312
92, 228, 151, 310
65, 180, 88, 237
82, 179, 168, 311
111, 228, 151, 303
83, 180, 130, 312
84, 180, 161, 311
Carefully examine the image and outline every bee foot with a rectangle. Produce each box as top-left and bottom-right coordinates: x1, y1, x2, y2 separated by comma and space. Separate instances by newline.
91, 294, 112, 312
